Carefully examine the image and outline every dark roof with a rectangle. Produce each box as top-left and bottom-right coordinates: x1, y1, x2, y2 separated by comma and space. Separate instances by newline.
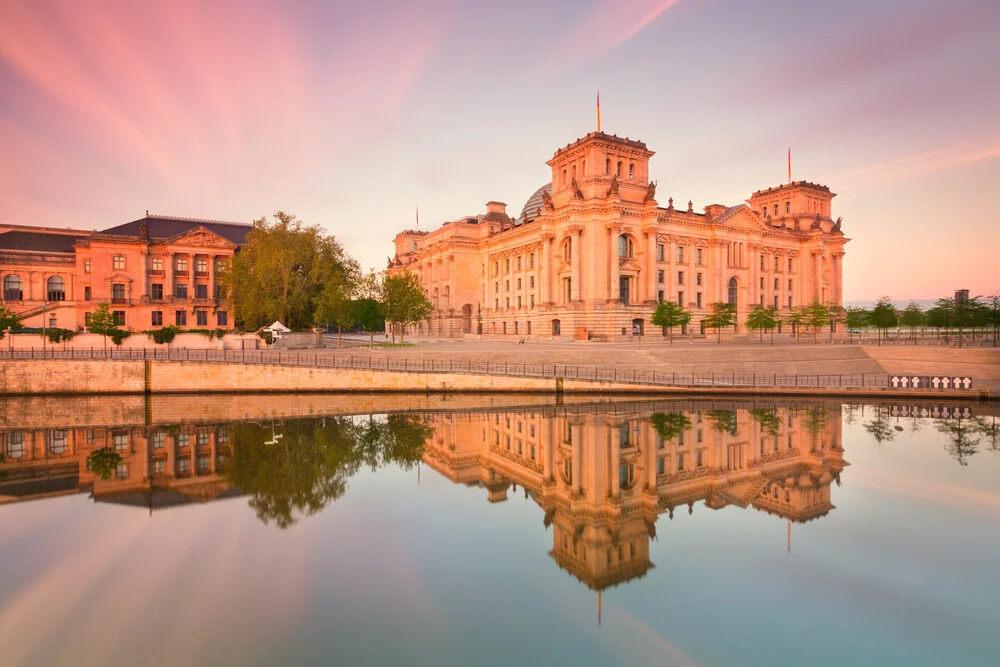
0, 230, 89, 253
98, 215, 252, 245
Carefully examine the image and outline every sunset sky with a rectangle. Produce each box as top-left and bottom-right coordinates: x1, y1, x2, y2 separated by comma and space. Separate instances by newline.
1, 0, 997, 301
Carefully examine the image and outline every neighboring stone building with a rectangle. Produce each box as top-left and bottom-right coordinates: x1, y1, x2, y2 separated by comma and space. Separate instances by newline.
389, 130, 849, 339
0, 215, 250, 331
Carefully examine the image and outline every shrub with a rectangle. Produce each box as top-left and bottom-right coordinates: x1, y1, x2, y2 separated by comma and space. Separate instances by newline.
44, 328, 76, 344
147, 325, 180, 345
109, 329, 131, 346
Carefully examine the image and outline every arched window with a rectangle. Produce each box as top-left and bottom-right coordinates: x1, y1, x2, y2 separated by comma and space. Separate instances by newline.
618, 235, 633, 258
582, 160, 586, 175
628, 163, 634, 180
47, 276, 66, 301
728, 277, 738, 306
571, 165, 576, 180
605, 158, 611, 175
562, 169, 567, 186
3, 275, 23, 301
617, 161, 623, 178
562, 239, 572, 261
773, 204, 779, 216
785, 201, 791, 214
6, 432, 26, 459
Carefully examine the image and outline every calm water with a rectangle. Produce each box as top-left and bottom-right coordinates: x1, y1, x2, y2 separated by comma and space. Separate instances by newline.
1, 395, 998, 667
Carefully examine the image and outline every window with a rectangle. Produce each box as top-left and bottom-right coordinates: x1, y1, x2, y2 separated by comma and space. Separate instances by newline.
6, 432, 26, 459
175, 283, 188, 298
154, 460, 165, 474
529, 295, 535, 308
505, 298, 509, 308
657, 458, 665, 475
50, 430, 68, 455
198, 456, 210, 472
3, 275, 22, 301
151, 311, 163, 326
696, 272, 702, 286
773, 204, 778, 216
760, 278, 764, 289
516, 296, 522, 309
785, 201, 791, 214
151, 283, 163, 300
83, 259, 91, 273
617, 161, 622, 177
178, 459, 190, 474
195, 284, 208, 299
618, 235, 633, 258
153, 432, 165, 449
175, 310, 187, 326
112, 283, 126, 301
774, 256, 779, 271
728, 277, 738, 306
605, 158, 611, 175
658, 290, 664, 302
151, 257, 163, 272
504, 259, 510, 273
529, 253, 535, 268
516, 256, 521, 271
113, 430, 129, 452
505, 280, 509, 292
628, 163, 634, 179
761, 255, 765, 270
677, 271, 684, 285
677, 246, 684, 263
87, 430, 94, 444
113, 311, 125, 325
696, 248, 703, 264
196, 310, 208, 326
774, 278, 779, 290
47, 276, 67, 301
677, 453, 685, 471
217, 428, 229, 443
196, 258, 208, 274
677, 291, 684, 306
84, 286, 91, 301
563, 241, 571, 261
217, 310, 228, 327
788, 258, 793, 272
696, 292, 702, 307
215, 285, 226, 299
84, 312, 91, 328
529, 276, 534, 288
774, 295, 779, 308
516, 278, 521, 290
788, 295, 793, 309
788, 279, 793, 291
197, 431, 210, 446
112, 255, 125, 270
658, 270, 664, 284
116, 462, 129, 479
177, 433, 190, 447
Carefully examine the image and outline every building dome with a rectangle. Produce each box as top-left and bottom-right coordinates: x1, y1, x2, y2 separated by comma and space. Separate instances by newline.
518, 183, 552, 224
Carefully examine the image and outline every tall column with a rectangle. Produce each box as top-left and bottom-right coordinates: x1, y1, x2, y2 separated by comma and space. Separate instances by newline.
140, 251, 149, 298
610, 425, 620, 498
542, 237, 553, 305
571, 422, 582, 495
570, 231, 581, 302
208, 255, 216, 303
609, 229, 619, 303
814, 251, 822, 302
448, 256, 455, 311
645, 231, 656, 303
833, 253, 842, 306
166, 252, 174, 298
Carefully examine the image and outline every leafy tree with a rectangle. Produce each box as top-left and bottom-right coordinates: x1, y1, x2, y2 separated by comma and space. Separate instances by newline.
744, 305, 780, 344
966, 296, 991, 341
650, 301, 691, 344
749, 407, 781, 436
845, 307, 870, 340
148, 325, 180, 346
870, 297, 898, 343
650, 413, 691, 442
784, 307, 806, 341
975, 416, 999, 453
900, 302, 925, 343
353, 298, 385, 350
314, 258, 361, 346
223, 211, 355, 331
988, 291, 1000, 345
936, 417, 981, 466
0, 305, 22, 339
87, 447, 122, 481
864, 406, 895, 445
87, 302, 119, 351
383, 271, 432, 344
801, 301, 830, 343
706, 409, 738, 434
354, 414, 432, 471
702, 302, 736, 343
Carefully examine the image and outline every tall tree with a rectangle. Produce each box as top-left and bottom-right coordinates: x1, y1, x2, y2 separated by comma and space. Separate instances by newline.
845, 307, 870, 341
745, 305, 780, 344
382, 271, 432, 344
353, 298, 385, 350
801, 301, 831, 343
702, 302, 736, 343
900, 302, 925, 343
87, 302, 118, 351
224, 211, 355, 331
650, 301, 691, 344
314, 258, 361, 347
0, 305, 22, 339
870, 297, 898, 343
784, 307, 806, 341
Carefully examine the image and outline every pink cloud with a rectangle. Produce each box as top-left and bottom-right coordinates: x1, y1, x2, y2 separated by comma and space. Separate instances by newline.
832, 137, 1000, 190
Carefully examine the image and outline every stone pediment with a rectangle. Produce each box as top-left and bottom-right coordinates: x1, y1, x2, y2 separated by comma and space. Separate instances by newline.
715, 205, 770, 232
618, 258, 642, 273
163, 226, 237, 249
105, 272, 132, 283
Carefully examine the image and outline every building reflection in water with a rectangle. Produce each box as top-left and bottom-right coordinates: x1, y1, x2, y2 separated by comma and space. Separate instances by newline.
1, 398, 990, 604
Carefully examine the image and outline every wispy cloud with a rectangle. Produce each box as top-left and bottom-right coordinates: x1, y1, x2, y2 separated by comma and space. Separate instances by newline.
832, 137, 1000, 189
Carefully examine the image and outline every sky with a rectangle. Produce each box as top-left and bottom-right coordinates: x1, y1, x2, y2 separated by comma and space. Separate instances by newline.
1, 0, 998, 302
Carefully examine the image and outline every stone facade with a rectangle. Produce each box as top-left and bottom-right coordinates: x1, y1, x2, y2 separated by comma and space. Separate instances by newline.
0, 215, 250, 331
389, 131, 849, 339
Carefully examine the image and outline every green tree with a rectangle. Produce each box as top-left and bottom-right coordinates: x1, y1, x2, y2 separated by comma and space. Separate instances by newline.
899, 302, 925, 343
936, 417, 981, 466
870, 297, 898, 343
87, 302, 119, 351
784, 307, 806, 341
0, 305, 23, 339
314, 258, 361, 347
801, 301, 830, 343
706, 409, 738, 434
864, 406, 895, 445
845, 307, 870, 339
966, 296, 991, 341
650, 301, 691, 344
87, 447, 123, 481
650, 413, 691, 442
223, 211, 355, 331
353, 298, 385, 350
702, 302, 736, 343
749, 407, 781, 436
382, 271, 432, 344
744, 305, 780, 344
987, 292, 1000, 345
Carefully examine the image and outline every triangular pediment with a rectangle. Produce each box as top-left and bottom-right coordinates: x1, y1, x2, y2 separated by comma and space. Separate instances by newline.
715, 205, 770, 231
162, 226, 237, 249
105, 272, 133, 283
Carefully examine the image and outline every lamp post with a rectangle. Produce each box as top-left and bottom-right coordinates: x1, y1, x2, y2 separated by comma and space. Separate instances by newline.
476, 303, 482, 336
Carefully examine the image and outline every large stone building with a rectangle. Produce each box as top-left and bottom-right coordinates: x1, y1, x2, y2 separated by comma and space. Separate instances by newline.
389, 130, 848, 339
0, 215, 250, 331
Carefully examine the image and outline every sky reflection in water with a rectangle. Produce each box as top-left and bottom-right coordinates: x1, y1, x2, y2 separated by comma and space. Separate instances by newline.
1, 397, 998, 667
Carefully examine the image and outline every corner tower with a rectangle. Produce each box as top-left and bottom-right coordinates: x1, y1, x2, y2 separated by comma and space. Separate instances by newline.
546, 132, 655, 208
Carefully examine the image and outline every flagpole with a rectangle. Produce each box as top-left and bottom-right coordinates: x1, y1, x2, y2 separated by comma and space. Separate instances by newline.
597, 91, 601, 132
787, 147, 791, 184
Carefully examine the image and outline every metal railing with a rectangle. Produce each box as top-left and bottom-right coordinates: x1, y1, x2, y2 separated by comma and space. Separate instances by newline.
0, 347, 981, 393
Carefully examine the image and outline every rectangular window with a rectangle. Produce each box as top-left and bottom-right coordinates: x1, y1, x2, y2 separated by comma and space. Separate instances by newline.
677, 291, 684, 306
505, 280, 509, 292
696, 292, 702, 307
153, 432, 165, 448
760, 255, 765, 270
696, 248, 703, 264
217, 310, 228, 327
788, 295, 793, 309
111, 283, 126, 300
788, 258, 793, 272
516, 278, 521, 290
677, 271, 684, 285
529, 253, 535, 268
505, 298, 510, 308
195, 284, 208, 299
176, 258, 188, 272
657, 458, 664, 475
151, 283, 163, 300
84, 286, 91, 301
84, 312, 92, 328
196, 258, 208, 274
177, 433, 190, 447
529, 276, 534, 288
113, 311, 125, 326
774, 256, 779, 271
154, 460, 165, 474
529, 295, 534, 309
151, 311, 163, 326
151, 257, 163, 272
677, 453, 685, 471
774, 278, 779, 290
197, 431, 210, 446
774, 295, 779, 308
696, 272, 702, 286
175, 310, 187, 326
196, 310, 208, 326
516, 256, 521, 271
112, 255, 125, 270
116, 462, 129, 479
760, 277, 764, 289
677, 247, 684, 263
516, 296, 522, 309
788, 279, 793, 291
175, 283, 188, 298
657, 270, 664, 284
83, 259, 91, 273
658, 290, 664, 302
113, 430, 129, 452
177, 459, 190, 474
217, 428, 229, 443
657, 244, 664, 261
